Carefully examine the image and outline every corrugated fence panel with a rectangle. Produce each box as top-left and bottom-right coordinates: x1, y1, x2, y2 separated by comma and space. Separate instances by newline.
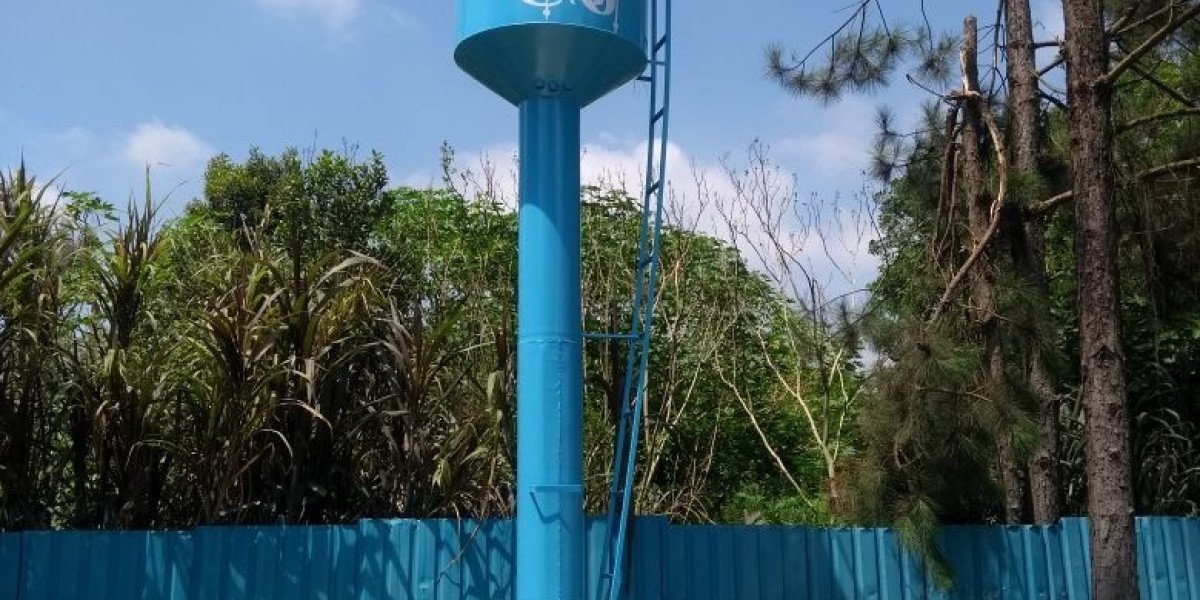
0, 534, 18, 599
0, 517, 1197, 599
629, 517, 663, 600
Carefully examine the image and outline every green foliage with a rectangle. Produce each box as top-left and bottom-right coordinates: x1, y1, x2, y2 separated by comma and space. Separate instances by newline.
893, 495, 953, 589
0, 165, 68, 529
859, 18, 1200, 540
0, 147, 851, 529
203, 147, 391, 257
719, 484, 833, 525
766, 1, 956, 103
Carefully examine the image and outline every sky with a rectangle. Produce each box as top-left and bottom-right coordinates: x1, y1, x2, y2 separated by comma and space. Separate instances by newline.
1, 0, 1066, 289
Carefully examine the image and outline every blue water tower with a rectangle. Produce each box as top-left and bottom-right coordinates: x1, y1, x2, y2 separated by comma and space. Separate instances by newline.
455, 2, 647, 599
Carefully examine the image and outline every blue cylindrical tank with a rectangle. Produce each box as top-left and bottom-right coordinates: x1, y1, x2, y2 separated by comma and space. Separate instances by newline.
454, 2, 647, 600
455, 1, 647, 107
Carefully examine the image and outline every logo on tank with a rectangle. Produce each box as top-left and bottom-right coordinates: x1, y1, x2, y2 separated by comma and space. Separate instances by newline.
522, 0, 619, 19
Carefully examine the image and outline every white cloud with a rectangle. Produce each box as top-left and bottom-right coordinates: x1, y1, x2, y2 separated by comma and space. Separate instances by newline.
577, 139, 880, 300
398, 168, 438, 190
774, 99, 876, 179
448, 138, 728, 235
122, 122, 214, 170
255, 0, 362, 29
446, 143, 521, 207
581, 139, 731, 238
447, 137, 880, 300
45, 127, 98, 158
32, 182, 66, 208
382, 6, 417, 30
776, 130, 870, 175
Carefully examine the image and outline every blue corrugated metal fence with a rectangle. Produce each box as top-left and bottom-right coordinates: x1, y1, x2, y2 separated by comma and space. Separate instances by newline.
0, 517, 1196, 599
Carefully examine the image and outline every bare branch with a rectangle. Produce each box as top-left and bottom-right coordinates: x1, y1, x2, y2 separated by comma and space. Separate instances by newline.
1110, 1, 1187, 38
932, 103, 963, 267
1107, 0, 1148, 34
928, 30, 1010, 324
1025, 190, 1074, 218
1118, 108, 1200, 133
1129, 64, 1200, 108
1135, 156, 1200, 180
1024, 157, 1200, 217
1104, 3, 1200, 84
1040, 91, 1068, 111
713, 360, 806, 496
1039, 56, 1065, 76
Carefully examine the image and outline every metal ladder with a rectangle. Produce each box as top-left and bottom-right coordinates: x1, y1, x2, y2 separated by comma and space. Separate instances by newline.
586, 1, 672, 598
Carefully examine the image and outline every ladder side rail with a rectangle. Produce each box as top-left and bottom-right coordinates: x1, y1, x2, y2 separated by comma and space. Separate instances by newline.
606, 0, 671, 598
604, 0, 664, 533
598, 5, 664, 593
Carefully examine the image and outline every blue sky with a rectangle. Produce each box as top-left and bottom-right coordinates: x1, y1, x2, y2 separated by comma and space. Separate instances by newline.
3, 0, 1064, 276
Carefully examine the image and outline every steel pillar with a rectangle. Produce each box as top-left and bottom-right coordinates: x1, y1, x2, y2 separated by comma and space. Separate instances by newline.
516, 96, 584, 600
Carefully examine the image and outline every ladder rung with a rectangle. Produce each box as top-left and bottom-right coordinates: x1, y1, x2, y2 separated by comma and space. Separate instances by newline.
654, 35, 669, 51
647, 179, 662, 194
652, 108, 666, 123
636, 75, 652, 82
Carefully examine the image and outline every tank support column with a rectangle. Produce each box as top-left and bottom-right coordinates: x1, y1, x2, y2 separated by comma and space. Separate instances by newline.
516, 96, 585, 600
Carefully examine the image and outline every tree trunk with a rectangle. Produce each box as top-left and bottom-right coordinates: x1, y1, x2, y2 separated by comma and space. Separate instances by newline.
1062, 0, 1138, 597
1026, 351, 1062, 523
1005, 0, 1040, 173
1005, 0, 1062, 524
961, 16, 1026, 524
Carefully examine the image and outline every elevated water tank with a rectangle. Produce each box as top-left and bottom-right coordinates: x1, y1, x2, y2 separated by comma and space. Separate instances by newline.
455, 1, 647, 106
